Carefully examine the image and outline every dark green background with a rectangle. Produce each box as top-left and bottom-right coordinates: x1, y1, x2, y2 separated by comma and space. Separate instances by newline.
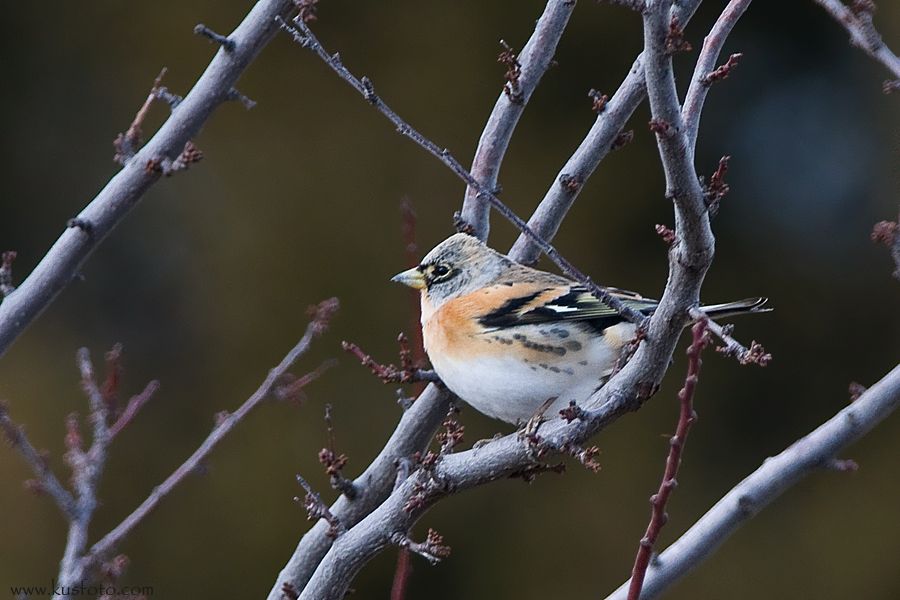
1, 1, 898, 598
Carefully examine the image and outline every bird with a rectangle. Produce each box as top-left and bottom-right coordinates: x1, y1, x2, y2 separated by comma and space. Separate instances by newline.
391, 233, 768, 424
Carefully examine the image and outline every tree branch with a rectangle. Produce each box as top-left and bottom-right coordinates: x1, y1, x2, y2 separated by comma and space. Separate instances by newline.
279, 16, 647, 326
681, 0, 753, 157
0, 0, 298, 359
0, 402, 77, 520
53, 298, 338, 591
509, 0, 705, 265
627, 321, 709, 600
459, 0, 576, 241
274, 3, 742, 594
606, 363, 900, 600
268, 383, 453, 598
812, 0, 900, 85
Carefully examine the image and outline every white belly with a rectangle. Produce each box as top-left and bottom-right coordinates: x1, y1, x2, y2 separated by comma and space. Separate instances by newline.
427, 323, 629, 424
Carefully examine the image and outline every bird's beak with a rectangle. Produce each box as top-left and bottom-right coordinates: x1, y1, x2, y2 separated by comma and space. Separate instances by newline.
391, 267, 426, 290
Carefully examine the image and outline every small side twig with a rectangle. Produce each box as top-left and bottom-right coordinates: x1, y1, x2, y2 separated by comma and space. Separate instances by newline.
0, 402, 77, 519
193, 24, 236, 51
295, 474, 344, 539
682, 0, 753, 154
626, 320, 709, 600
227, 87, 258, 109
689, 308, 771, 366
459, 1, 575, 239
498, 40, 524, 104
392, 528, 451, 565
279, 16, 647, 327
870, 215, 900, 280
701, 52, 743, 85
588, 89, 610, 113
812, 0, 900, 85
113, 68, 170, 165
341, 338, 439, 384
107, 381, 160, 440
319, 404, 357, 499
0, 251, 16, 298
76, 298, 338, 580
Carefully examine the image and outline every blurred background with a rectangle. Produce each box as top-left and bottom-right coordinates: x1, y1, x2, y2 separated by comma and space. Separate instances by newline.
1, 1, 898, 598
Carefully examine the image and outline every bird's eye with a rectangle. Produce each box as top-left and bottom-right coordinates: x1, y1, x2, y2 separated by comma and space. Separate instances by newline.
431, 263, 452, 280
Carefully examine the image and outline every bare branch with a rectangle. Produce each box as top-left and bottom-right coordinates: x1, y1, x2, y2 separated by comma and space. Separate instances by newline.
341, 338, 440, 384
689, 308, 771, 366
0, 251, 18, 298
682, 0, 753, 156
318, 404, 358, 499
459, 0, 576, 241
71, 298, 337, 581
392, 528, 451, 565
268, 383, 454, 598
509, 0, 705, 264
812, 0, 900, 85
193, 23, 236, 51
112, 68, 170, 166
0, 402, 77, 519
871, 213, 900, 280
0, 0, 300, 360
279, 16, 647, 326
273, 3, 737, 595
107, 380, 160, 440
627, 321, 709, 600
295, 474, 345, 539
606, 364, 900, 600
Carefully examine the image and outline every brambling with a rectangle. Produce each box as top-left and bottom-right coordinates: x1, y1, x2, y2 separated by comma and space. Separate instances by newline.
392, 233, 767, 424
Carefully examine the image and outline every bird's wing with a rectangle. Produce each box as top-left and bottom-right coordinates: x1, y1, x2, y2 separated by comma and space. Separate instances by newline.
477, 284, 657, 332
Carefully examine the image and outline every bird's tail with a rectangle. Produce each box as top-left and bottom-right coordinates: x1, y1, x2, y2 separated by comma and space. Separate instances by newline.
699, 297, 770, 319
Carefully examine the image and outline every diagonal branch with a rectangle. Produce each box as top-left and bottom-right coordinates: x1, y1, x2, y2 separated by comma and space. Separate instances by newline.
681, 0, 753, 157
812, 0, 900, 85
0, 402, 77, 520
55, 298, 338, 589
509, 0, 704, 265
459, 0, 576, 241
268, 383, 453, 598
626, 321, 709, 600
287, 3, 735, 596
605, 363, 900, 600
0, 0, 299, 360
279, 16, 646, 326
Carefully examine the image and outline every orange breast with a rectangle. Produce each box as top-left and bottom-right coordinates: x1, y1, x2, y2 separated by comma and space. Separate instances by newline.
420, 283, 570, 360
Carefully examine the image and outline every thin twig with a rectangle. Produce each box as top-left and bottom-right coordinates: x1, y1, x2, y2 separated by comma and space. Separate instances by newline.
341, 339, 440, 384
627, 321, 709, 600
0, 402, 77, 519
606, 364, 900, 600
279, 16, 646, 326
0, 0, 300, 360
319, 404, 357, 499
107, 380, 160, 440
459, 0, 576, 240
285, 4, 733, 596
193, 23, 236, 51
682, 0, 753, 157
689, 308, 771, 366
295, 474, 345, 538
0, 251, 17, 298
113, 68, 170, 165
509, 0, 704, 264
270, 3, 726, 596
72, 298, 337, 581
871, 214, 900, 280
812, 0, 900, 85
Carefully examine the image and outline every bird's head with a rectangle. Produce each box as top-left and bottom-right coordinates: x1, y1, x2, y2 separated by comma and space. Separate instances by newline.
391, 233, 513, 305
